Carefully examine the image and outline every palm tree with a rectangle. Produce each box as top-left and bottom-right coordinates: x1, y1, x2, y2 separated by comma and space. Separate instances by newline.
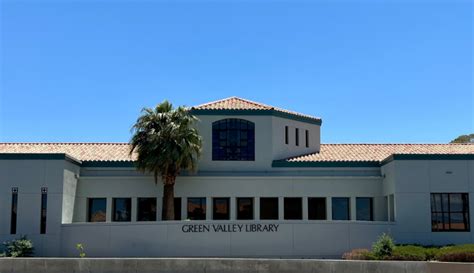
130, 101, 202, 220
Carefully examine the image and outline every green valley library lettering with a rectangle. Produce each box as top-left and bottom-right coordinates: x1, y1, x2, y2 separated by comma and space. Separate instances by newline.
181, 223, 280, 233
0, 97, 473, 258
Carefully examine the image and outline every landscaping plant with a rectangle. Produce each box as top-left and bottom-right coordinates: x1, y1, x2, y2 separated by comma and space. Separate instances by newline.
371, 233, 395, 259
1, 236, 34, 257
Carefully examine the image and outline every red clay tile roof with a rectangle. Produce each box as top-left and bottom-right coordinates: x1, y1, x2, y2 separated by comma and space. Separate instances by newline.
0, 143, 473, 163
191, 97, 322, 122
283, 144, 474, 163
0, 143, 134, 162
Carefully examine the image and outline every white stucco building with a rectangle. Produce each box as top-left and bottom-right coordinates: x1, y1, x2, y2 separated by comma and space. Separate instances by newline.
0, 97, 473, 258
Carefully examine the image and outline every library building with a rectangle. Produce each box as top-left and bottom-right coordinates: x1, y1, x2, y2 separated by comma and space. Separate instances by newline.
0, 97, 473, 257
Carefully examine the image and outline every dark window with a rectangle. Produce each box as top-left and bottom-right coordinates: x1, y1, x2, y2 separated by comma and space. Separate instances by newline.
10, 188, 18, 234
295, 128, 299, 146
187, 198, 206, 220
174, 198, 182, 220
40, 187, 48, 234
332, 197, 350, 220
305, 130, 309, 147
213, 198, 230, 220
284, 197, 302, 220
113, 198, 131, 222
237, 198, 254, 220
431, 193, 469, 232
137, 198, 157, 221
285, 126, 289, 145
212, 119, 255, 161
308, 197, 326, 220
356, 197, 373, 221
260, 198, 279, 220
88, 198, 106, 222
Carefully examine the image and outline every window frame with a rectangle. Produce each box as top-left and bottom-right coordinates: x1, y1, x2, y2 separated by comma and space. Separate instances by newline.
212, 118, 255, 161
87, 198, 107, 223
112, 198, 132, 222
137, 197, 157, 222
260, 197, 279, 220
332, 197, 351, 221
187, 197, 207, 220
236, 197, 254, 220
431, 193, 470, 232
284, 197, 303, 220
356, 197, 374, 221
308, 197, 327, 220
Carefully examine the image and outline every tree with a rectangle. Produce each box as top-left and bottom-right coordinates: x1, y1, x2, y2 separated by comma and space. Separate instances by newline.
130, 101, 202, 220
450, 134, 474, 143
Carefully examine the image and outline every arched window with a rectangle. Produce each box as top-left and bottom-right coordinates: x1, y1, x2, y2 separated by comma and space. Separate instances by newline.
212, 119, 255, 161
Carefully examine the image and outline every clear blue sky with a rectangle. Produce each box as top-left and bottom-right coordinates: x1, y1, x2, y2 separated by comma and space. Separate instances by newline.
1, 0, 472, 143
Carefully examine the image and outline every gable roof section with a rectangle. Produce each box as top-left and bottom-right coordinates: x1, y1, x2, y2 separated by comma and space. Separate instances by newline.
190, 97, 322, 125
1, 143, 473, 167
273, 144, 474, 167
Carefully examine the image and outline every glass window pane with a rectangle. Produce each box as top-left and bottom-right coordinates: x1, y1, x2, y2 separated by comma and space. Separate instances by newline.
88, 198, 106, 222
187, 198, 206, 220
260, 198, 279, 220
356, 197, 373, 221
432, 212, 444, 231
308, 197, 326, 220
284, 198, 302, 220
174, 198, 182, 220
332, 197, 350, 220
450, 194, 464, 212
213, 198, 230, 220
137, 198, 156, 221
113, 198, 131, 222
212, 119, 255, 161
237, 198, 254, 220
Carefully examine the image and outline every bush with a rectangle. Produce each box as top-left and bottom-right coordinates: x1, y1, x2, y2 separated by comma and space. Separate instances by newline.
372, 233, 395, 259
1, 236, 34, 257
387, 245, 429, 261
342, 249, 375, 260
436, 244, 474, 262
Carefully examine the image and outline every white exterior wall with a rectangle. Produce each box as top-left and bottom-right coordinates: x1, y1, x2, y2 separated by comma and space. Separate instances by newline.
194, 114, 320, 171
0, 159, 79, 256
382, 160, 474, 245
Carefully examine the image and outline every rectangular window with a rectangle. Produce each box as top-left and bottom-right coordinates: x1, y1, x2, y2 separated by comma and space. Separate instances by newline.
88, 198, 107, 222
187, 198, 206, 220
284, 197, 302, 220
237, 198, 254, 220
174, 197, 182, 220
10, 187, 18, 234
305, 130, 309, 147
356, 197, 373, 221
285, 126, 289, 145
213, 198, 230, 220
113, 198, 131, 222
332, 197, 350, 220
431, 193, 470, 232
308, 197, 326, 220
389, 194, 395, 222
40, 187, 48, 234
137, 198, 157, 221
260, 197, 279, 220
295, 128, 299, 146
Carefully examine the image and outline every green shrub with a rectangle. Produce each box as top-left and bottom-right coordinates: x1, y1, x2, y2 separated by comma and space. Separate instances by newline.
388, 245, 429, 261
2, 236, 34, 257
436, 244, 474, 262
342, 249, 376, 260
372, 233, 395, 259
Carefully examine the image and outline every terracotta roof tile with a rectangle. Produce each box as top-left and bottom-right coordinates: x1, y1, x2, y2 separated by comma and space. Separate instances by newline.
284, 144, 474, 163
0, 143, 473, 163
192, 97, 322, 122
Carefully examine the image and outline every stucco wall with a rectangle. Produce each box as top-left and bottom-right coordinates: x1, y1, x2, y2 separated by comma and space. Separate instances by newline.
383, 159, 474, 245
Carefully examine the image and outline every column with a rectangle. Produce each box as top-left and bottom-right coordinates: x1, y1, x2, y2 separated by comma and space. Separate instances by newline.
230, 197, 236, 220
254, 197, 260, 220
106, 198, 112, 222
351, 197, 357, 221
131, 197, 137, 222
302, 197, 308, 220
278, 197, 284, 220
206, 197, 212, 220
327, 197, 332, 220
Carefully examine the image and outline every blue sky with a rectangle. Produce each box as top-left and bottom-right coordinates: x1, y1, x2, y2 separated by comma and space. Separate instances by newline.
1, 0, 472, 143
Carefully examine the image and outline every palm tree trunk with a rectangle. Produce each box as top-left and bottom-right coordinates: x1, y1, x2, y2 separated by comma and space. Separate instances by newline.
163, 182, 175, 220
